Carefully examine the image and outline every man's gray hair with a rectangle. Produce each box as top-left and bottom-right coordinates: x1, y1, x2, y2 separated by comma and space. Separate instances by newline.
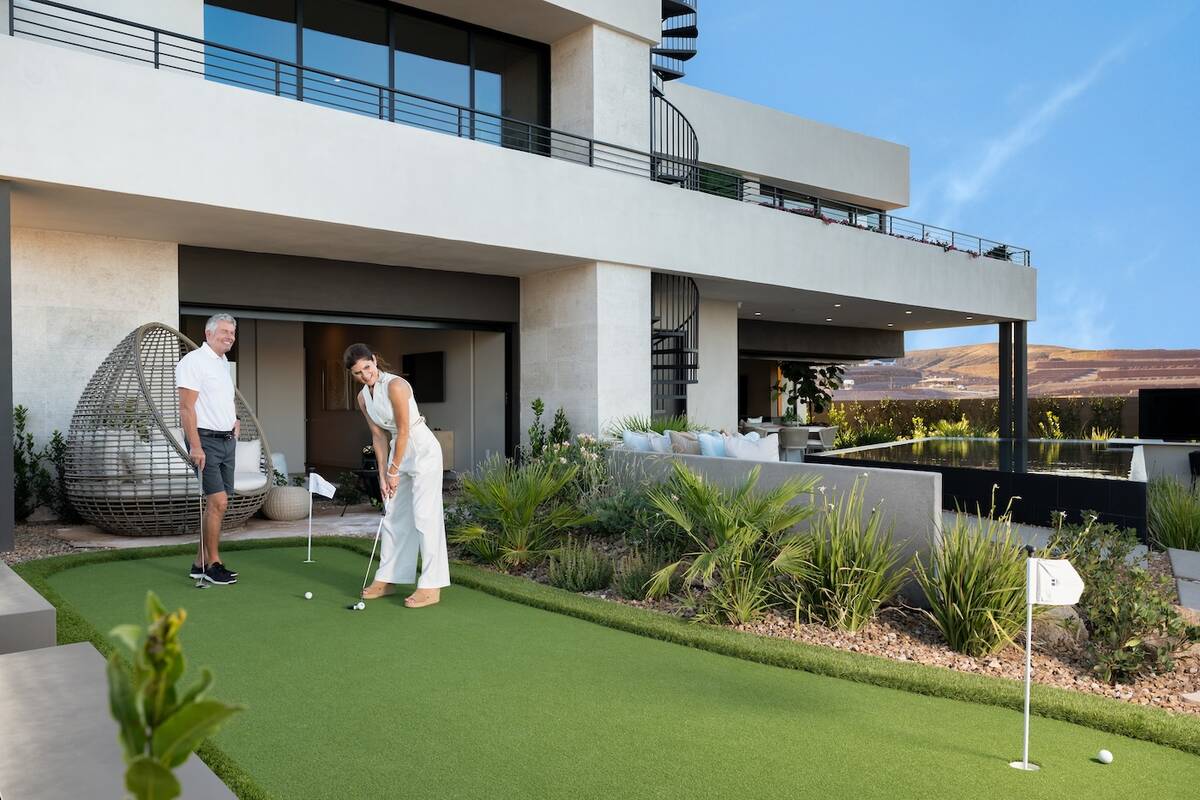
205, 313, 237, 334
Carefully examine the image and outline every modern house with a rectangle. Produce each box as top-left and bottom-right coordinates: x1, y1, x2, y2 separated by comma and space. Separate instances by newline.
0, 0, 1036, 546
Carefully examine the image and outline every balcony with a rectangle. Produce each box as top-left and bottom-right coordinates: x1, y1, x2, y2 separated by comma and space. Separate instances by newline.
7, 0, 1031, 268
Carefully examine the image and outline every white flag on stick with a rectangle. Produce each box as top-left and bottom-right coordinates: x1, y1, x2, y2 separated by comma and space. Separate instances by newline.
308, 472, 337, 499
1029, 558, 1084, 606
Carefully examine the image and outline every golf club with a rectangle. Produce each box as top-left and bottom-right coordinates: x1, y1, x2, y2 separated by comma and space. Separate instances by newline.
194, 465, 208, 589
350, 497, 392, 610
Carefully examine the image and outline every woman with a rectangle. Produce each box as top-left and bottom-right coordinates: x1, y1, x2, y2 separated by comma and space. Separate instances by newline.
345, 343, 450, 607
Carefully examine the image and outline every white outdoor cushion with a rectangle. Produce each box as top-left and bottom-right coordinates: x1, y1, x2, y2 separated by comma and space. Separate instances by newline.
235, 439, 262, 472
725, 432, 780, 462
234, 472, 269, 492
621, 430, 653, 452
646, 431, 672, 454
90, 429, 134, 479
149, 429, 193, 476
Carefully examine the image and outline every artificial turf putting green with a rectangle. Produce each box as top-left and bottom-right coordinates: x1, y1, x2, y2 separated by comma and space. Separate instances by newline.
48, 545, 1200, 800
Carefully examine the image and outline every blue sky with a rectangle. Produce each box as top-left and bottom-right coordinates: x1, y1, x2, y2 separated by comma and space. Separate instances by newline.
682, 1, 1200, 351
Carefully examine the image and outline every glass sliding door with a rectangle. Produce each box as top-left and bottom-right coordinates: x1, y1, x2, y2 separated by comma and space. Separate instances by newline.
204, 0, 298, 97
392, 11, 470, 136
302, 0, 388, 117
473, 32, 547, 151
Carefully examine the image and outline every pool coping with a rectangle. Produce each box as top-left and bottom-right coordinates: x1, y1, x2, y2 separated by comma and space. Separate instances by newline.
14, 536, 1200, 799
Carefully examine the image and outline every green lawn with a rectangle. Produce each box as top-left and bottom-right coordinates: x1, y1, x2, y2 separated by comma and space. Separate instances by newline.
45, 545, 1200, 800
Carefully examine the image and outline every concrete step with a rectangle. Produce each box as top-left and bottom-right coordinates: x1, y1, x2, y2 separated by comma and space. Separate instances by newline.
0, 643, 235, 799
0, 561, 55, 655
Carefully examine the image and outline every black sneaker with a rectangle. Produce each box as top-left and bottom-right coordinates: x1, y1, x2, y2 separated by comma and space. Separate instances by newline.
190, 562, 237, 579
203, 562, 238, 585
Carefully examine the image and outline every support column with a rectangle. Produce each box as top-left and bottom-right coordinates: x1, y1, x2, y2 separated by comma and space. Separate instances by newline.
998, 321, 1013, 440
1014, 321, 1028, 442
1, 181, 13, 552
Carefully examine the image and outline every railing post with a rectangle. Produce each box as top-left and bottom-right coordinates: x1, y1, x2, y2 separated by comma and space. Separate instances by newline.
921, 223, 926, 241
456, 108, 463, 137
588, 139, 594, 167
274, 61, 280, 96
153, 30, 159, 69
388, 89, 394, 122
8, 0, 14, 37
378, 86, 384, 120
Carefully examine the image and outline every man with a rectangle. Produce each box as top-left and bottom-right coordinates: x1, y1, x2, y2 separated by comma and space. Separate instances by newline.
177, 313, 241, 586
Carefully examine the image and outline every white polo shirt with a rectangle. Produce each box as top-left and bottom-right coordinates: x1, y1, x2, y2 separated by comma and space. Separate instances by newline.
176, 342, 237, 431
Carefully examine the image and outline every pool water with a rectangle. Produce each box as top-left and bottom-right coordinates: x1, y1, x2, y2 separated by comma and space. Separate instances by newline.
820, 438, 1133, 480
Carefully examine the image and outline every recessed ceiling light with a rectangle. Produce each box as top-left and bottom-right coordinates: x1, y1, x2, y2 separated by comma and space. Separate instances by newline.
753, 312, 762, 316
825, 317, 833, 322
833, 303, 842, 308
905, 310, 913, 315
887, 323, 894, 327
965, 316, 974, 320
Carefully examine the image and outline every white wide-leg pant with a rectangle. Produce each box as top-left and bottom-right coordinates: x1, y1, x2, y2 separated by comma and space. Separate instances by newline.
375, 426, 451, 589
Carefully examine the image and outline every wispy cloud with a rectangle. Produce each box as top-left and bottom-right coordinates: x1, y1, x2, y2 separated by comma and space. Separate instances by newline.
1032, 278, 1116, 349
937, 39, 1132, 223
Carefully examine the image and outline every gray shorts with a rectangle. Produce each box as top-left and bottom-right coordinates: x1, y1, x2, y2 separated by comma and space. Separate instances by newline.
199, 430, 236, 497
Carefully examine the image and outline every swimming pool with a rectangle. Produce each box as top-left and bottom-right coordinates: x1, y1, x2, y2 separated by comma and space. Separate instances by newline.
807, 438, 1147, 536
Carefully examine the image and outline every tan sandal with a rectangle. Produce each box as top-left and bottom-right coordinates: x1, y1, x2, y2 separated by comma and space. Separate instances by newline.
404, 588, 440, 608
361, 581, 396, 600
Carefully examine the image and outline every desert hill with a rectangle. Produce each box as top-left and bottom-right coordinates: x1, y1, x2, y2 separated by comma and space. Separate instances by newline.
837, 344, 1200, 399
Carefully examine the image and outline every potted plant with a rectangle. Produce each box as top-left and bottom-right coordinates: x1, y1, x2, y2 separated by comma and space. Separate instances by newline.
773, 361, 844, 423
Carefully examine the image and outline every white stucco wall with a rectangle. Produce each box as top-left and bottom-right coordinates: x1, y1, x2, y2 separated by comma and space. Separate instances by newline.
0, 34, 1036, 322
10, 227, 178, 443
686, 298, 739, 431
663, 82, 910, 209
521, 262, 650, 438
551, 24, 651, 151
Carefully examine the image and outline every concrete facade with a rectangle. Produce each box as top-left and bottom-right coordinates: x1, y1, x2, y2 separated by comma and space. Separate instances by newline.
686, 298, 739, 431
551, 24, 651, 151
521, 262, 650, 438
10, 228, 178, 443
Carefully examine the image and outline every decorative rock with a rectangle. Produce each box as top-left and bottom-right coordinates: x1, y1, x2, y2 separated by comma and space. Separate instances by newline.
1033, 606, 1088, 649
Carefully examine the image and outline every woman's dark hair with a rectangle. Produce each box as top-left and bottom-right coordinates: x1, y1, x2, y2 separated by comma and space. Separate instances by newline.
343, 343, 391, 372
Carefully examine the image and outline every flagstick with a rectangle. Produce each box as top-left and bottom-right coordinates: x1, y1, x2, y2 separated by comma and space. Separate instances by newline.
1012, 546, 1038, 771
304, 489, 314, 563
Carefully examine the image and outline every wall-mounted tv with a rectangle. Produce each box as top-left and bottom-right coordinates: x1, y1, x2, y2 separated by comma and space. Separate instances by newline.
401, 351, 445, 403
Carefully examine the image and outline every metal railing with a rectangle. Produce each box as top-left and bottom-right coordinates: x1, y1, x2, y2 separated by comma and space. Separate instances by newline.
8, 0, 1032, 267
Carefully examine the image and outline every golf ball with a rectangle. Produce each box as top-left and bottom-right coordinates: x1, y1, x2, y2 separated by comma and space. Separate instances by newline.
304, 592, 313, 600
1098, 749, 1113, 764
356, 601, 366, 610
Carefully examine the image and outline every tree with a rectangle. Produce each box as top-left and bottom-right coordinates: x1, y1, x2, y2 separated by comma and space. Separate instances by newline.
773, 362, 844, 419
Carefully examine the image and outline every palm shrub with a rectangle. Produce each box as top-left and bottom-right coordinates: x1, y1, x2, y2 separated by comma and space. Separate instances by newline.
791, 478, 907, 632
605, 414, 704, 436
1148, 476, 1200, 551
1048, 514, 1198, 682
547, 539, 614, 592
645, 461, 818, 625
107, 592, 241, 800
13, 405, 51, 522
931, 415, 973, 437
915, 503, 1029, 657
452, 456, 590, 570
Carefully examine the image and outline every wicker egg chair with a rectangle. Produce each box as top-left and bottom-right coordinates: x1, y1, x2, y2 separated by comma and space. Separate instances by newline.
66, 323, 272, 536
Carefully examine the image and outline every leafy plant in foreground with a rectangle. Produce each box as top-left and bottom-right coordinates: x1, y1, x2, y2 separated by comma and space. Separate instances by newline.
106, 591, 241, 800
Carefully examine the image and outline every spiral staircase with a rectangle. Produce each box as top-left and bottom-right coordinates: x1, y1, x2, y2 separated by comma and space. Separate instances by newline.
650, 0, 699, 187
649, 3, 701, 418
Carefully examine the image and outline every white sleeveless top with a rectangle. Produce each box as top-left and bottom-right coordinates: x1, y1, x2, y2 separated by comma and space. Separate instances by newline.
360, 372, 423, 435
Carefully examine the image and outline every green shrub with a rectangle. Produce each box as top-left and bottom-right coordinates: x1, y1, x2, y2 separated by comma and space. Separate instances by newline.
790, 478, 907, 632
1088, 427, 1119, 441
13, 405, 50, 522
452, 457, 590, 570
606, 414, 704, 436
107, 591, 241, 800
1148, 476, 1200, 551
645, 462, 818, 625
612, 545, 680, 600
532, 433, 610, 506
915, 503, 1029, 657
547, 539, 614, 592
41, 429, 79, 522
1035, 410, 1065, 439
1048, 514, 1197, 682
931, 415, 973, 437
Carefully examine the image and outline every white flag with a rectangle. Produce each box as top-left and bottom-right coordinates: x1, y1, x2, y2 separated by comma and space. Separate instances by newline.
308, 472, 337, 499
1029, 558, 1084, 606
